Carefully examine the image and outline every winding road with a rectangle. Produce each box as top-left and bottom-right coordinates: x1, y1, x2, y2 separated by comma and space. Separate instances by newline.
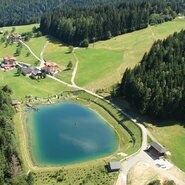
22, 40, 185, 185
20, 40, 42, 63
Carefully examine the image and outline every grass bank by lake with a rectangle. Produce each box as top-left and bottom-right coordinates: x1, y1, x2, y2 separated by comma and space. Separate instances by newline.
14, 90, 142, 184
29, 101, 119, 166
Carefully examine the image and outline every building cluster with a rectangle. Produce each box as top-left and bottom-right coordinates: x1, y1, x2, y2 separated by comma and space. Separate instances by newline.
20, 61, 58, 79
107, 142, 168, 173
0, 56, 59, 79
1, 56, 17, 71
9, 33, 22, 42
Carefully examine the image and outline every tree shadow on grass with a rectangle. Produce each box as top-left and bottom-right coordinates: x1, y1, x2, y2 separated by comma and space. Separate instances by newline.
46, 35, 69, 47
107, 96, 185, 128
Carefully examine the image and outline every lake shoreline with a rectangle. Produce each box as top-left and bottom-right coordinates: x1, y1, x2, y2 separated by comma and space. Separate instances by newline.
25, 101, 119, 166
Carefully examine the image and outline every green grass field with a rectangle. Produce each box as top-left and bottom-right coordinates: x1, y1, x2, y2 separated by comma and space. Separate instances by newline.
44, 41, 75, 69
0, 42, 38, 66
1, 19, 185, 91
0, 24, 39, 34
0, 24, 40, 66
43, 42, 75, 83
75, 48, 123, 89
74, 18, 185, 90
0, 69, 70, 99
26, 36, 48, 57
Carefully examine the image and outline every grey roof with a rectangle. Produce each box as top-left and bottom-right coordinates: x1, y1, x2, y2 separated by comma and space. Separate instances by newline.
21, 66, 33, 75
32, 68, 41, 76
151, 142, 167, 154
109, 161, 122, 170
12, 99, 20, 105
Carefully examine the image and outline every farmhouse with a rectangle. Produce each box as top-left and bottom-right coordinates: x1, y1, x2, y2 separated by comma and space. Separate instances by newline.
9, 33, 22, 42
147, 142, 167, 157
1, 56, 17, 71
107, 161, 122, 172
43, 61, 58, 75
21, 66, 34, 76
31, 68, 42, 79
11, 99, 21, 106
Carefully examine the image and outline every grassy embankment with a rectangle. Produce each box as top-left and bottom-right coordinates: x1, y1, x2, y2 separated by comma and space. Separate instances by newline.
14, 90, 142, 185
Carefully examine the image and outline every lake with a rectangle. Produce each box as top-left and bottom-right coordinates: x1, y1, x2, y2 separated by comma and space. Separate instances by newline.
28, 101, 119, 165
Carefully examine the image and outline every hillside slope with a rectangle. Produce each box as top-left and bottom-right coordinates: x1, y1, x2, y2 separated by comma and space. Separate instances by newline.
120, 29, 185, 119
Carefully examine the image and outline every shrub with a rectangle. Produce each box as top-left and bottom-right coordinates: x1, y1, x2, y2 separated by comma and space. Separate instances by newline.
163, 180, 176, 185
148, 180, 161, 185
80, 39, 89, 48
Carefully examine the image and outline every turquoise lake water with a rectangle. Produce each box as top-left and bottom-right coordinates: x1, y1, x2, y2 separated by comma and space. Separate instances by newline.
29, 102, 118, 165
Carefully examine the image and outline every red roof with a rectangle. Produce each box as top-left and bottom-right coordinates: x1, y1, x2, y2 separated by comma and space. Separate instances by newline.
45, 61, 57, 67
3, 56, 16, 61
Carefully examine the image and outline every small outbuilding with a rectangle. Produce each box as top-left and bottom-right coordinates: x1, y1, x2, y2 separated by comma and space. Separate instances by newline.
43, 61, 58, 75
108, 161, 122, 172
11, 99, 21, 106
31, 68, 42, 79
2, 56, 17, 66
9, 33, 22, 42
21, 66, 34, 76
147, 142, 167, 157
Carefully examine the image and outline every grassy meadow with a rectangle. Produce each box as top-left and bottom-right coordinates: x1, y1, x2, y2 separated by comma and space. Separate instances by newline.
75, 48, 123, 89
44, 41, 76, 83
1, 18, 185, 92
74, 18, 185, 90
0, 69, 70, 99
0, 24, 39, 34
26, 36, 48, 57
